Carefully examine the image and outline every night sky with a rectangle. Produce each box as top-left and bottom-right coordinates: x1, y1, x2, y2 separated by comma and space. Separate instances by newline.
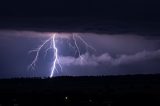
0, 0, 160, 78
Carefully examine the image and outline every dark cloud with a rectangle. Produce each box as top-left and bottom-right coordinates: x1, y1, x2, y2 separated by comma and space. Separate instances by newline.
0, 17, 160, 36
0, 0, 160, 35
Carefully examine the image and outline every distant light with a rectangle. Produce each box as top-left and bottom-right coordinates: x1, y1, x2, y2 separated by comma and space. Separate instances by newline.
65, 96, 68, 100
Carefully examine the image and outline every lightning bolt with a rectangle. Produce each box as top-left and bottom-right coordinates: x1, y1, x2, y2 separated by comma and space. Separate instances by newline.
76, 35, 96, 52
28, 33, 61, 77
28, 37, 52, 70
72, 34, 84, 64
29, 33, 95, 78
72, 33, 96, 64
50, 33, 62, 78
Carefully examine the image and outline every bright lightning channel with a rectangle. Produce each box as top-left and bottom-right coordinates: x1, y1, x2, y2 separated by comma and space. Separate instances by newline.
28, 33, 61, 77
50, 33, 59, 77
29, 33, 95, 78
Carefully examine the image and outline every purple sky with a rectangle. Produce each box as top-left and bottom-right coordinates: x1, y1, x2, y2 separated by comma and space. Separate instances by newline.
0, 30, 160, 78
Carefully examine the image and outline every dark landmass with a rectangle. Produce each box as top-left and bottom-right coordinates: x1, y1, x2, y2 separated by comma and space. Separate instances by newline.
0, 74, 160, 105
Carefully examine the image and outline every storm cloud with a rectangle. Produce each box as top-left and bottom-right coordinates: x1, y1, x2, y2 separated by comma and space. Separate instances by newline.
1, 30, 160, 77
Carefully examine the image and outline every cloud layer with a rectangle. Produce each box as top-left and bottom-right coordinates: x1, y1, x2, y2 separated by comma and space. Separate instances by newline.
1, 30, 160, 77
59, 49, 160, 67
